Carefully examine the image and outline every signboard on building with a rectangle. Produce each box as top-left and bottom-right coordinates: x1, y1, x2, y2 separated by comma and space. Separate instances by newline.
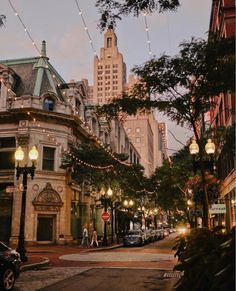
6, 186, 18, 193
209, 204, 226, 214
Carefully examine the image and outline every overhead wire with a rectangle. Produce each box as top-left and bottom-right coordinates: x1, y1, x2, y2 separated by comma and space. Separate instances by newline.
7, 0, 41, 55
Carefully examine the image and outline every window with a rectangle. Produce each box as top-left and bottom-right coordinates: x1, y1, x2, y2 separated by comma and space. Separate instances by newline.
136, 127, 141, 133
75, 99, 80, 110
107, 37, 112, 48
105, 65, 110, 69
127, 128, 131, 133
113, 70, 118, 73
135, 137, 141, 143
105, 70, 110, 74
42, 147, 55, 171
0, 137, 15, 170
43, 97, 55, 111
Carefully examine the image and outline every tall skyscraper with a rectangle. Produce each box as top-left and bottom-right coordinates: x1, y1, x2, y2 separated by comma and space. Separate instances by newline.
91, 26, 166, 176
92, 25, 126, 105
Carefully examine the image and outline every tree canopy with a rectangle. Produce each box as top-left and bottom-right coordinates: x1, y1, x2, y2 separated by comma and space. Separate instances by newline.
95, 0, 180, 30
98, 36, 235, 132
61, 141, 148, 199
0, 15, 6, 27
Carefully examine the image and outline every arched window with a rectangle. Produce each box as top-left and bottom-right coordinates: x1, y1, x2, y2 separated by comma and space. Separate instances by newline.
43, 97, 55, 111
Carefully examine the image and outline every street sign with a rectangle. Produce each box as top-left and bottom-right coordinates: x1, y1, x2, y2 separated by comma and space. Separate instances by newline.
209, 204, 226, 214
101, 212, 110, 221
6, 185, 18, 193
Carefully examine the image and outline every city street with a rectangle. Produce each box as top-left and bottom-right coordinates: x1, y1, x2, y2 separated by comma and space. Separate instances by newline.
14, 233, 181, 291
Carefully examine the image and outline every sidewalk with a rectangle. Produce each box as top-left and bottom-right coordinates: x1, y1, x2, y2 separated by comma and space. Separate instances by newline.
20, 243, 123, 271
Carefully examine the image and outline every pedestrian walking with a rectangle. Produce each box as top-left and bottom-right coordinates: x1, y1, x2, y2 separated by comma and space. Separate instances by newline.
90, 227, 99, 247
81, 225, 89, 248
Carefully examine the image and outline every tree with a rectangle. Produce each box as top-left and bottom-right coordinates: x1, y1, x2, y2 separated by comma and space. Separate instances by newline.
61, 141, 148, 199
95, 0, 180, 30
98, 36, 235, 227
149, 146, 194, 225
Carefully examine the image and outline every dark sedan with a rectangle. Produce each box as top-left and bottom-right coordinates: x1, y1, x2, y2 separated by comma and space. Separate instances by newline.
0, 242, 21, 290
123, 230, 144, 247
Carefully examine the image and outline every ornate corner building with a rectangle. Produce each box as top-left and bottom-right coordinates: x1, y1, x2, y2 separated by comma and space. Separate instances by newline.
0, 41, 139, 245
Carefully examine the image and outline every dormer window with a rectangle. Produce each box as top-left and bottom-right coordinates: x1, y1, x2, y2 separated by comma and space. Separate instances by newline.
43, 97, 55, 111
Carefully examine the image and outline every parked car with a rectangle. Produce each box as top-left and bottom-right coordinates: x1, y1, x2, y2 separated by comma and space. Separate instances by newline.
143, 229, 153, 244
123, 230, 144, 247
0, 242, 21, 290
156, 229, 164, 240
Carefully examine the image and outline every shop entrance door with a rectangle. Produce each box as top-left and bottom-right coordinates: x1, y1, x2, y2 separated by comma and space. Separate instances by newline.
37, 216, 54, 242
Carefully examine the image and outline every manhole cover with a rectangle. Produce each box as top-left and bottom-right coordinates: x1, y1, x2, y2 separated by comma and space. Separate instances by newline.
163, 272, 183, 278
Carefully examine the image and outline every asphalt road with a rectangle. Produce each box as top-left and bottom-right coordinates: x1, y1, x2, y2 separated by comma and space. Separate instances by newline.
14, 233, 180, 291
39, 268, 179, 291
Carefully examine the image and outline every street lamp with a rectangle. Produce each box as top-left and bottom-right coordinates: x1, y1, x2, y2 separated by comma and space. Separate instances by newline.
123, 199, 134, 231
15, 145, 38, 262
189, 139, 215, 175
189, 139, 216, 228
101, 187, 113, 246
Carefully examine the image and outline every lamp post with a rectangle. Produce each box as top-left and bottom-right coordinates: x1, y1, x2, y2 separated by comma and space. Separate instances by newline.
189, 139, 215, 175
123, 199, 134, 231
101, 187, 113, 246
189, 138, 216, 228
15, 146, 38, 262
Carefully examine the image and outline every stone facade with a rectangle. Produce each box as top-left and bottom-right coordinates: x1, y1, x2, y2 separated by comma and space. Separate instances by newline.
0, 41, 139, 245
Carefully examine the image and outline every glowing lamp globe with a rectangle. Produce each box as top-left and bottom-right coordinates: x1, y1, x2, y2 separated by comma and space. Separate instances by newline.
29, 146, 39, 161
15, 146, 24, 162
107, 187, 113, 197
129, 199, 134, 206
189, 140, 199, 155
123, 199, 128, 207
205, 139, 215, 155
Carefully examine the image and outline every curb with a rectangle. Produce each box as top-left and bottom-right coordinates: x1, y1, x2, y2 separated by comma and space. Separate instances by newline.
20, 257, 50, 272
81, 244, 123, 253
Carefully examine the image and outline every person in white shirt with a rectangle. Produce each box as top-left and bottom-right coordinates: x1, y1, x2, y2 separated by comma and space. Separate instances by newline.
81, 225, 89, 248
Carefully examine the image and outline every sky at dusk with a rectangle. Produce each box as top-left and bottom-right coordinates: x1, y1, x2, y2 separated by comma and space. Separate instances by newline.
1, 0, 212, 154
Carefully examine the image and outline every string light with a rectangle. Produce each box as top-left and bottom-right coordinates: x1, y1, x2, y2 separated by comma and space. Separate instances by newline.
8, 0, 41, 55
25, 110, 60, 146
143, 13, 153, 58
74, 0, 97, 56
68, 152, 114, 170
